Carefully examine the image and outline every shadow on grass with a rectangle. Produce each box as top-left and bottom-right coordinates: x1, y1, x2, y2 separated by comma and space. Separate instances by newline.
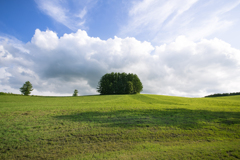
54, 109, 240, 129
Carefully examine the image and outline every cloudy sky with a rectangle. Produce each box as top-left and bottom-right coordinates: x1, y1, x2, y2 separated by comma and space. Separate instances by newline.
0, 0, 240, 97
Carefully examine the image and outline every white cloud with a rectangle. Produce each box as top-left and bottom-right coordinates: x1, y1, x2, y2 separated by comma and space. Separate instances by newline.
148, 36, 240, 96
0, 29, 240, 97
0, 39, 32, 68
120, 0, 240, 45
76, 7, 87, 19
31, 29, 59, 50
0, 67, 11, 79
35, 0, 89, 30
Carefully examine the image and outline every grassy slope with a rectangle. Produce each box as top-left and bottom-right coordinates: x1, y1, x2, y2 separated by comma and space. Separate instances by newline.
0, 94, 239, 159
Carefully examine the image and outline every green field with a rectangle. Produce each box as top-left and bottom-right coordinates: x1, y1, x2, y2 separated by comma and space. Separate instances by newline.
0, 94, 240, 159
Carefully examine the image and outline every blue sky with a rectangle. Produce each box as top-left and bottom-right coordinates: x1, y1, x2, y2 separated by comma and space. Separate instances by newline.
0, 0, 240, 97
0, 0, 129, 42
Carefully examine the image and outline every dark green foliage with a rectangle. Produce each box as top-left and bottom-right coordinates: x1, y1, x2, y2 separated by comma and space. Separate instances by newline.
205, 92, 240, 97
126, 81, 133, 94
97, 72, 143, 94
73, 89, 78, 96
20, 81, 33, 96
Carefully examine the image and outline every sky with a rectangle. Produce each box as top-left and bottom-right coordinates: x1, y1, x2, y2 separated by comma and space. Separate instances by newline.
0, 0, 240, 97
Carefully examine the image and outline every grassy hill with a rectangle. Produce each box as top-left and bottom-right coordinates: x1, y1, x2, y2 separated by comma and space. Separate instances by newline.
0, 94, 239, 159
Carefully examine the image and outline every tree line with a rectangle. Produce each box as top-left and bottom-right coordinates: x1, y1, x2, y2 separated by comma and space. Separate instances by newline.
205, 92, 240, 97
97, 72, 143, 94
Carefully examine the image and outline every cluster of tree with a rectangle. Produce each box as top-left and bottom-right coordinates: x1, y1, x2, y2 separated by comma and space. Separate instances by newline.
205, 92, 240, 97
97, 72, 143, 94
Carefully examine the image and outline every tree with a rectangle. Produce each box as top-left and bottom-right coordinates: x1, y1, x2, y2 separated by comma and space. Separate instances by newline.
97, 72, 143, 94
126, 81, 133, 94
20, 81, 33, 96
73, 89, 78, 96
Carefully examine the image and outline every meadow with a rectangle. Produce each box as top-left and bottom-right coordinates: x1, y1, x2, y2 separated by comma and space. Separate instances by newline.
0, 94, 239, 159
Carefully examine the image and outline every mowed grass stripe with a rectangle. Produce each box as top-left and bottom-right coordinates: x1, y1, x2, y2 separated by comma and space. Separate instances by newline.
0, 94, 239, 159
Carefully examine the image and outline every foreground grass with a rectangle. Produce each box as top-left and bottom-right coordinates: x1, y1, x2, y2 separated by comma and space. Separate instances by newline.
0, 94, 239, 159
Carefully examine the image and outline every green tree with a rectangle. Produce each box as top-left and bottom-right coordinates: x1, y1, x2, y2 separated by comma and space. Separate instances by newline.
126, 81, 133, 94
132, 74, 143, 93
97, 72, 143, 95
73, 89, 78, 96
20, 81, 33, 96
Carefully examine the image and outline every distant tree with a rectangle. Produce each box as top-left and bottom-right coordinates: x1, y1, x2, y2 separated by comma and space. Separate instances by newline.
205, 92, 240, 97
97, 72, 143, 94
20, 81, 33, 96
73, 89, 78, 96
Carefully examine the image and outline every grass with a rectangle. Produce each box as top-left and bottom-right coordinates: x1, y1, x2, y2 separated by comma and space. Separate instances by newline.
0, 94, 239, 159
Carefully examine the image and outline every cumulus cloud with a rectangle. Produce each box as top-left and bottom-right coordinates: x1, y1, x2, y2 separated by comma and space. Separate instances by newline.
31, 29, 59, 50
0, 29, 240, 97
120, 0, 240, 45
146, 36, 240, 96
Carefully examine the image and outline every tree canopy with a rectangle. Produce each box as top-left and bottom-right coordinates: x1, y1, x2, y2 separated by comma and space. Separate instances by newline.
20, 81, 33, 96
97, 72, 143, 94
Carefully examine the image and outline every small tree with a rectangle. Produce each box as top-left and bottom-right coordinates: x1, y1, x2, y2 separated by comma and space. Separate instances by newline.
73, 89, 78, 96
20, 81, 33, 96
